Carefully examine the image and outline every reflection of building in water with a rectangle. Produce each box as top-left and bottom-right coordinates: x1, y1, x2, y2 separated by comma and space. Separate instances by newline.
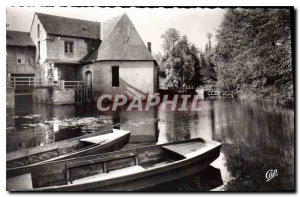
113, 109, 158, 147
7, 98, 77, 152
15, 95, 77, 121
189, 100, 215, 140
158, 111, 192, 143
157, 99, 215, 143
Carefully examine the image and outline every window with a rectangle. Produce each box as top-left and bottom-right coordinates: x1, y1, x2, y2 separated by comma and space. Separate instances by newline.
37, 41, 40, 60
17, 47, 25, 64
18, 142, 25, 148
64, 41, 74, 53
112, 66, 119, 87
37, 24, 40, 38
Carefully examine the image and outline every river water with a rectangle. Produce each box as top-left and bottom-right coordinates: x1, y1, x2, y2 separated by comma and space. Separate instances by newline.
6, 95, 294, 191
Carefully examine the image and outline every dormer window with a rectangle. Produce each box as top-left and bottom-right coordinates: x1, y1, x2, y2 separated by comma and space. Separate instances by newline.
64, 41, 74, 53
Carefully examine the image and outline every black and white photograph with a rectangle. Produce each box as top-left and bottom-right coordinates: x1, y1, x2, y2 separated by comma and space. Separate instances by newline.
4, 4, 295, 192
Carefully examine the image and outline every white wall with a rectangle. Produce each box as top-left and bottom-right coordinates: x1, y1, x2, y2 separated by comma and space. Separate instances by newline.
30, 15, 47, 63
82, 60, 157, 100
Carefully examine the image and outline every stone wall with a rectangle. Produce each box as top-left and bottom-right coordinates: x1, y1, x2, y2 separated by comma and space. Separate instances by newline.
6, 88, 15, 108
6, 46, 35, 75
33, 88, 75, 105
52, 89, 75, 105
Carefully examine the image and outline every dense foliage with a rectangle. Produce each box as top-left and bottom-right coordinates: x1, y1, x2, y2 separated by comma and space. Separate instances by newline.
158, 28, 202, 89
156, 9, 293, 106
200, 34, 218, 86
214, 8, 293, 106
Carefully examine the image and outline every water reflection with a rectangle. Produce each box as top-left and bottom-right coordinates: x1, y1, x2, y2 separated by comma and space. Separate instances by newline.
112, 109, 159, 149
142, 165, 223, 191
212, 100, 294, 191
6, 95, 294, 191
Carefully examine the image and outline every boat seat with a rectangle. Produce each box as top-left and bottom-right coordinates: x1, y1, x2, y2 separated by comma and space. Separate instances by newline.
65, 151, 139, 184
70, 165, 145, 185
7, 173, 33, 191
162, 141, 209, 158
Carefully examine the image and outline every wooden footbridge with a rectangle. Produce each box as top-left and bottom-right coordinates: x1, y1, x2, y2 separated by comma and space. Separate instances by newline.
7, 76, 92, 103
158, 86, 234, 98
7, 77, 88, 89
158, 86, 196, 95
206, 90, 234, 98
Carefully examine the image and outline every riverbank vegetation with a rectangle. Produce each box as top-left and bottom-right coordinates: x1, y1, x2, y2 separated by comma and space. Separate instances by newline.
214, 8, 293, 107
156, 8, 293, 107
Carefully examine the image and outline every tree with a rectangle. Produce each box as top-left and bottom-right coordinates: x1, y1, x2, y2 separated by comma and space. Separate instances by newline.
160, 28, 202, 89
206, 32, 213, 51
161, 28, 181, 55
214, 8, 293, 106
153, 52, 166, 78
201, 33, 218, 86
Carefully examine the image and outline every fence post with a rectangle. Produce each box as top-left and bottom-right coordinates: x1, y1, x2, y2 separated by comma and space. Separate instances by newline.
61, 80, 65, 90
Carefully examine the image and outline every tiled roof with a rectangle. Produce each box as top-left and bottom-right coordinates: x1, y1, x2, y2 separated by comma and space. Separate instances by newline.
6, 30, 34, 46
36, 12, 100, 39
96, 14, 154, 61
102, 14, 123, 41
30, 13, 154, 62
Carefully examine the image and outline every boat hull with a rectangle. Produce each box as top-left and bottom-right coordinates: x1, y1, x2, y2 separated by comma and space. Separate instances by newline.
7, 130, 130, 177
33, 141, 221, 191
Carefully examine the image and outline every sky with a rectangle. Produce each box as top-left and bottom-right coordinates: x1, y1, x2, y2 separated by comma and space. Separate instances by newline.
6, 7, 226, 55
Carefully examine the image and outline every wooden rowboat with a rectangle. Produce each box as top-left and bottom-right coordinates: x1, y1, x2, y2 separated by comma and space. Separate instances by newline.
7, 138, 221, 191
7, 129, 131, 169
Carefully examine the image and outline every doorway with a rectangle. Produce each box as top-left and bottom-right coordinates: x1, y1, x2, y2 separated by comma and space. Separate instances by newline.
85, 71, 92, 88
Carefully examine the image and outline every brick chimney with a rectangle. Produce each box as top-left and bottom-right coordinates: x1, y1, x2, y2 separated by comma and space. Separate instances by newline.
147, 42, 152, 53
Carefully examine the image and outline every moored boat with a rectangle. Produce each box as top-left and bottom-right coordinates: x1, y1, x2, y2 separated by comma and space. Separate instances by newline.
7, 129, 131, 169
7, 138, 221, 191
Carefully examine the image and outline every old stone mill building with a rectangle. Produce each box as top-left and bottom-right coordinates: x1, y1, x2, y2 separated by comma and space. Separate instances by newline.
6, 12, 158, 106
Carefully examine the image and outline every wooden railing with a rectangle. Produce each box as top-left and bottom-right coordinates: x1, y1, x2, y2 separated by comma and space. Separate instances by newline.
8, 77, 50, 87
206, 90, 234, 98
7, 77, 89, 90
167, 86, 194, 90
62, 81, 89, 89
158, 87, 196, 95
